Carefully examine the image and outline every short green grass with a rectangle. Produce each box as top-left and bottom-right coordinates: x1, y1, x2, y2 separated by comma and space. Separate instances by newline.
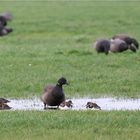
0, 110, 140, 140
0, 1, 140, 140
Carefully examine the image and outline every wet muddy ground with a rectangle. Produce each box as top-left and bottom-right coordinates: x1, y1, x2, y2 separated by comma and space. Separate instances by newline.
7, 97, 140, 111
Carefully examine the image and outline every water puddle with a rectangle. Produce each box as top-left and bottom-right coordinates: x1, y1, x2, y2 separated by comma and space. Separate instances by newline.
6, 97, 140, 111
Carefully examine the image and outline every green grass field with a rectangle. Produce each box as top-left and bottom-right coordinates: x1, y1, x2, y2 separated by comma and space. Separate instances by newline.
0, 0, 140, 140
0, 111, 140, 140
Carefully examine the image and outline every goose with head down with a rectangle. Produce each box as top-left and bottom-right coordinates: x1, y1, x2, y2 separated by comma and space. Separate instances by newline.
93, 39, 110, 55
110, 38, 128, 53
112, 34, 139, 52
0, 12, 13, 36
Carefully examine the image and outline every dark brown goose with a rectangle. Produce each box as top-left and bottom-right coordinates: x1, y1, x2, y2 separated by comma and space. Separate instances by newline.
41, 77, 68, 109
93, 39, 110, 55
0, 12, 13, 36
86, 102, 101, 110
112, 34, 139, 52
110, 39, 128, 53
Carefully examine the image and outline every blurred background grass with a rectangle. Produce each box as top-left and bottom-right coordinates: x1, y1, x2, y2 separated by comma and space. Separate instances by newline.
0, 0, 140, 98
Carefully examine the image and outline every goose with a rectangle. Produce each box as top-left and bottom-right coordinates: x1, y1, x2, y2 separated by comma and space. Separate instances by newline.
93, 39, 110, 55
0, 12, 13, 36
86, 102, 101, 110
41, 77, 68, 109
0, 98, 11, 110
110, 38, 128, 53
60, 100, 73, 108
112, 34, 139, 51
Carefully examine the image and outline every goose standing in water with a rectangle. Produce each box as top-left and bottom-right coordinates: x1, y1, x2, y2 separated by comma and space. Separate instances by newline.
86, 102, 101, 110
0, 98, 11, 110
60, 100, 73, 108
41, 77, 68, 109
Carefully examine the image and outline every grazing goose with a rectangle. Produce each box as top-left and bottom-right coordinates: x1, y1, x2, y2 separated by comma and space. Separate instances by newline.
60, 100, 73, 108
86, 102, 101, 110
0, 12, 13, 36
41, 77, 68, 109
110, 39, 128, 53
0, 98, 11, 110
112, 34, 139, 51
93, 39, 110, 55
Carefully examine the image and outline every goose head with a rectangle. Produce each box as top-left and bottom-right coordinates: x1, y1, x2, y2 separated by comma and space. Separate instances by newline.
57, 77, 69, 86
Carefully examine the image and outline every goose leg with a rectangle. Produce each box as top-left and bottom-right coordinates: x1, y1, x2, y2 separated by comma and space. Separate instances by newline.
44, 103, 47, 110
2, 103, 4, 109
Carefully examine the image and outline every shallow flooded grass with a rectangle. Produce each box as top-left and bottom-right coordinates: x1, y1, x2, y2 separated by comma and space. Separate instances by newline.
7, 97, 140, 111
